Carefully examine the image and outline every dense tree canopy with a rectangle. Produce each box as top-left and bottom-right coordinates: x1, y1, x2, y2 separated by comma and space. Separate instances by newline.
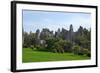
23, 25, 91, 56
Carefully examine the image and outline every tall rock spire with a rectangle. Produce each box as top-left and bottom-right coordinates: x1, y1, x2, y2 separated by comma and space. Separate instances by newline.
69, 24, 73, 43
70, 24, 73, 32
36, 29, 40, 39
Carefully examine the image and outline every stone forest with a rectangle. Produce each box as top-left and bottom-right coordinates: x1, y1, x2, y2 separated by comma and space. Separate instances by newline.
23, 24, 91, 58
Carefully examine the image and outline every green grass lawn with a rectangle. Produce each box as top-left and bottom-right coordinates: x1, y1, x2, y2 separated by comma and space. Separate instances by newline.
22, 48, 90, 63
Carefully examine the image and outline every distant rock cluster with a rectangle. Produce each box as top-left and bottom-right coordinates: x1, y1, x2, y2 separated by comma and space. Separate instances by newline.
23, 24, 90, 56
23, 24, 90, 48
34, 24, 86, 45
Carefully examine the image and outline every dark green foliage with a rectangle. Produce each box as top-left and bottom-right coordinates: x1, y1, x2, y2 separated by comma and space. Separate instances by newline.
35, 45, 41, 50
23, 32, 30, 48
30, 45, 34, 50
45, 38, 73, 53
52, 39, 64, 53
74, 28, 91, 50
87, 52, 91, 57
82, 49, 90, 56
72, 45, 91, 57
23, 25, 91, 57
45, 37, 58, 51
64, 41, 73, 52
72, 45, 81, 55
23, 31, 36, 48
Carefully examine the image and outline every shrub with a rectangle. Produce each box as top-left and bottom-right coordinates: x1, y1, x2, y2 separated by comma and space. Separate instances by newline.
52, 49, 57, 53
82, 49, 88, 55
23, 44, 28, 48
78, 52, 84, 55
81, 48, 91, 57
64, 41, 73, 52
72, 45, 81, 55
35, 45, 41, 49
30, 45, 34, 49
35, 45, 47, 51
87, 52, 91, 57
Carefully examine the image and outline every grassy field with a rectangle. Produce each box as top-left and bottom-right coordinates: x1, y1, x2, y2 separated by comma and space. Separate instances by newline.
22, 48, 90, 63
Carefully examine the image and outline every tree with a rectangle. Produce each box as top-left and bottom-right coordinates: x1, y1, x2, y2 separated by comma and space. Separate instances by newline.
72, 45, 81, 55
63, 41, 73, 52
46, 38, 66, 53
23, 32, 30, 48
23, 24, 91, 56
74, 35, 90, 50
45, 37, 58, 51
28, 31, 36, 49
54, 39, 66, 53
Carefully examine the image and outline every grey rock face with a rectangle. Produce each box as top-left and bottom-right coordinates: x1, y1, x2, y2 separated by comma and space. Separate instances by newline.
34, 25, 84, 46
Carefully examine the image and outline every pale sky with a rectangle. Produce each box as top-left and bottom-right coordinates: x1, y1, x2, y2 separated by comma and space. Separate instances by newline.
23, 10, 91, 33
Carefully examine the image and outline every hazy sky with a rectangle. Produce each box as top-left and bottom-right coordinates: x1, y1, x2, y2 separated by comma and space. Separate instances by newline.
23, 10, 91, 33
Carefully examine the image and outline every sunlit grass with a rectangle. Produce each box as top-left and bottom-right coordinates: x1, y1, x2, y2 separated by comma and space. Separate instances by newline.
22, 48, 90, 63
